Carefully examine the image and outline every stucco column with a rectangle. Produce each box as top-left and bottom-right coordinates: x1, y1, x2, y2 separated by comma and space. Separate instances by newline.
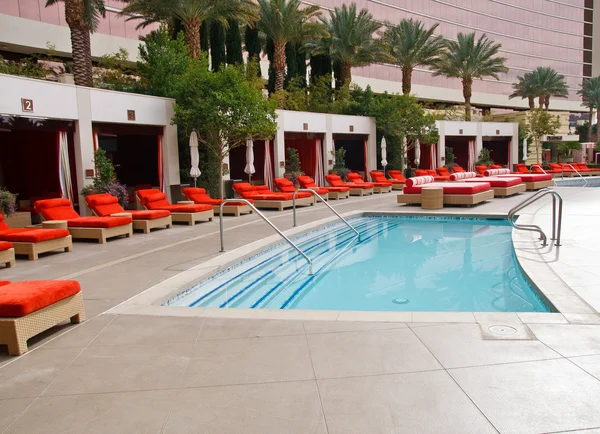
73, 88, 95, 216
475, 122, 483, 161
162, 100, 180, 202
367, 116, 377, 173
324, 115, 334, 172
437, 121, 445, 167
273, 111, 286, 177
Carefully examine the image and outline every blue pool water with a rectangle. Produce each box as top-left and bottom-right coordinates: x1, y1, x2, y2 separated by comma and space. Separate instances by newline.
166, 216, 551, 313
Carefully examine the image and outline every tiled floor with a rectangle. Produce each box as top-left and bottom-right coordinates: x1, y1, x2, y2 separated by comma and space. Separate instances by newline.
1, 188, 600, 433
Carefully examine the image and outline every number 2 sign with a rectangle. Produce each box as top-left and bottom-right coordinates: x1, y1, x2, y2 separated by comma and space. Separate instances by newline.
21, 99, 34, 112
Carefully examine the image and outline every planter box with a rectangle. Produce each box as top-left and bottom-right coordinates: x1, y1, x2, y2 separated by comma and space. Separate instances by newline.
4, 212, 32, 228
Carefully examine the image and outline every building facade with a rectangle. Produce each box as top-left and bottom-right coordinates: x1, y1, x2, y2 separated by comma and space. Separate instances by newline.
0, 0, 593, 112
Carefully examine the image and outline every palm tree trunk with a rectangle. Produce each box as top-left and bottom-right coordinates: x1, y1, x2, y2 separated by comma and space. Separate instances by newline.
528, 96, 535, 110
340, 61, 352, 86
544, 95, 550, 110
273, 40, 286, 92
538, 96, 544, 109
184, 18, 202, 58
65, 0, 93, 87
462, 78, 472, 121
589, 106, 594, 142
402, 67, 412, 95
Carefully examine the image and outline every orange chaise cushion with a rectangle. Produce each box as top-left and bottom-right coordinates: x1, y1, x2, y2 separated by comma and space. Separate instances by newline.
274, 178, 297, 193
0, 280, 11, 287
182, 187, 226, 205
0, 228, 70, 243
325, 175, 346, 187
387, 170, 406, 181
0, 241, 12, 251
67, 216, 131, 228
34, 198, 80, 221
129, 210, 170, 220
85, 194, 125, 216
0, 280, 81, 317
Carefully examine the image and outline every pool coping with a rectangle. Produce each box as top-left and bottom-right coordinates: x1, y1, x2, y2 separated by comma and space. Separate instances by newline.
107, 210, 595, 326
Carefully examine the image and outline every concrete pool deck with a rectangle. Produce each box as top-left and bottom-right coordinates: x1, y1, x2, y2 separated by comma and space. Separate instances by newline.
1, 187, 600, 433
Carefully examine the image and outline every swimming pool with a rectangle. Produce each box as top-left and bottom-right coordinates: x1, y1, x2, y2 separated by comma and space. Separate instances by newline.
166, 216, 551, 313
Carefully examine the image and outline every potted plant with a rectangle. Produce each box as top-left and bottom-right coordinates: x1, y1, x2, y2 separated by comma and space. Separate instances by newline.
80, 149, 129, 207
557, 141, 581, 163
475, 148, 494, 166
445, 146, 456, 172
284, 148, 304, 187
329, 148, 350, 180
0, 188, 17, 217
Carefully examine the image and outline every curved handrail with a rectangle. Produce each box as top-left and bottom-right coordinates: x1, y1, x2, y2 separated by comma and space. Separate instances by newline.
530, 164, 548, 175
562, 163, 588, 186
507, 188, 563, 247
219, 199, 313, 275
292, 189, 361, 241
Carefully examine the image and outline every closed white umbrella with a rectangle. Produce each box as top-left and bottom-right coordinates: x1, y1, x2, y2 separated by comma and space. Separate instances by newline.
189, 131, 201, 187
402, 136, 408, 168
522, 138, 528, 162
414, 139, 421, 168
244, 138, 256, 182
380, 136, 388, 175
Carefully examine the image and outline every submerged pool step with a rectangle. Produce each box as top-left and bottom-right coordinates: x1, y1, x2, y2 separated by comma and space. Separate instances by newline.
187, 218, 380, 308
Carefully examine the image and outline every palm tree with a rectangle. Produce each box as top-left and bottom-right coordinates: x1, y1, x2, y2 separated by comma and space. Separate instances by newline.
120, 0, 257, 58
317, 3, 387, 86
45, 0, 106, 87
257, 0, 323, 93
433, 32, 507, 121
382, 18, 445, 95
509, 72, 538, 110
529, 66, 569, 109
578, 76, 600, 141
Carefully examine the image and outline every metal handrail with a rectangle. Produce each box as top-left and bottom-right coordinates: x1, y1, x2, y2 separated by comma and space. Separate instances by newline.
507, 188, 563, 247
292, 189, 361, 241
219, 199, 313, 275
562, 163, 588, 186
530, 164, 548, 175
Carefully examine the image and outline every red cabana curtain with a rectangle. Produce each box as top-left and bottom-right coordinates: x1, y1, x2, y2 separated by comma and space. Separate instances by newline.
363, 139, 368, 180
158, 135, 165, 192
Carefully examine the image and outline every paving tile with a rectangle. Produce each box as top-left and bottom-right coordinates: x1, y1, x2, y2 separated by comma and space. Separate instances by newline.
0, 347, 84, 399
307, 328, 441, 379
412, 312, 476, 323
570, 355, 600, 381
0, 398, 34, 432
184, 335, 314, 387
564, 314, 600, 325
450, 359, 600, 434
547, 295, 596, 314
43, 314, 116, 349
197, 318, 305, 340
90, 314, 203, 346
43, 342, 192, 395
164, 381, 326, 434
528, 324, 600, 357
413, 323, 560, 368
318, 371, 496, 434
516, 312, 569, 324
5, 390, 176, 434
303, 320, 407, 334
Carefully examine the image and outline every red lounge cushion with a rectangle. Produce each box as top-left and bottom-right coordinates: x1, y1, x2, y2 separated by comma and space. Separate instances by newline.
499, 174, 552, 182
34, 198, 80, 221
414, 170, 428, 177
465, 177, 521, 187
0, 214, 9, 231
0, 281, 11, 287
324, 187, 350, 192
387, 170, 406, 181
404, 182, 490, 195
253, 193, 293, 200
452, 166, 465, 172
218, 201, 252, 207
325, 175, 345, 187
274, 178, 297, 193
370, 171, 387, 182
310, 188, 329, 195
0, 280, 80, 317
0, 241, 12, 251
490, 165, 504, 169
373, 182, 392, 187
475, 165, 488, 174
68, 216, 132, 228
298, 176, 317, 188
129, 210, 171, 220
85, 194, 124, 216
437, 168, 450, 176
166, 204, 213, 213
0, 228, 70, 243
349, 182, 374, 189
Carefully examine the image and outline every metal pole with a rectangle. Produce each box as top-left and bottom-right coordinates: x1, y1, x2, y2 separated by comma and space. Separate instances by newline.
555, 194, 563, 246
551, 195, 556, 241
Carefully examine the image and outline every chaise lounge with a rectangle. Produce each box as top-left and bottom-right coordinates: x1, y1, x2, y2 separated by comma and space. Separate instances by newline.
0, 242, 15, 268
233, 183, 314, 211
0, 214, 72, 260
325, 174, 374, 196
298, 176, 349, 200
397, 175, 494, 206
370, 171, 404, 190
182, 187, 253, 216
451, 169, 526, 198
347, 172, 391, 193
498, 173, 554, 190
415, 169, 450, 182
275, 177, 328, 201
0, 280, 85, 355
85, 193, 172, 233
35, 198, 132, 243
137, 189, 214, 225
387, 170, 407, 184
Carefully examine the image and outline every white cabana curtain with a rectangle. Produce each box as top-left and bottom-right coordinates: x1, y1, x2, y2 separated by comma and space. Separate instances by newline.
468, 139, 476, 172
380, 137, 388, 171
189, 131, 201, 186
58, 131, 73, 203
315, 139, 325, 187
264, 139, 274, 190
414, 139, 421, 167
522, 138, 528, 161
402, 136, 408, 167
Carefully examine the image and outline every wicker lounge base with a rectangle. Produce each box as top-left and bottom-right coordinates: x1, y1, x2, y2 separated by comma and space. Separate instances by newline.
326, 191, 349, 200
524, 180, 554, 190
171, 210, 214, 225
0, 291, 85, 356
397, 189, 494, 206
0, 248, 15, 268
12, 236, 73, 260
132, 215, 172, 233
253, 196, 315, 211
349, 187, 373, 196
373, 185, 392, 194
391, 184, 404, 190
214, 204, 253, 216
68, 223, 133, 244
491, 184, 526, 197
